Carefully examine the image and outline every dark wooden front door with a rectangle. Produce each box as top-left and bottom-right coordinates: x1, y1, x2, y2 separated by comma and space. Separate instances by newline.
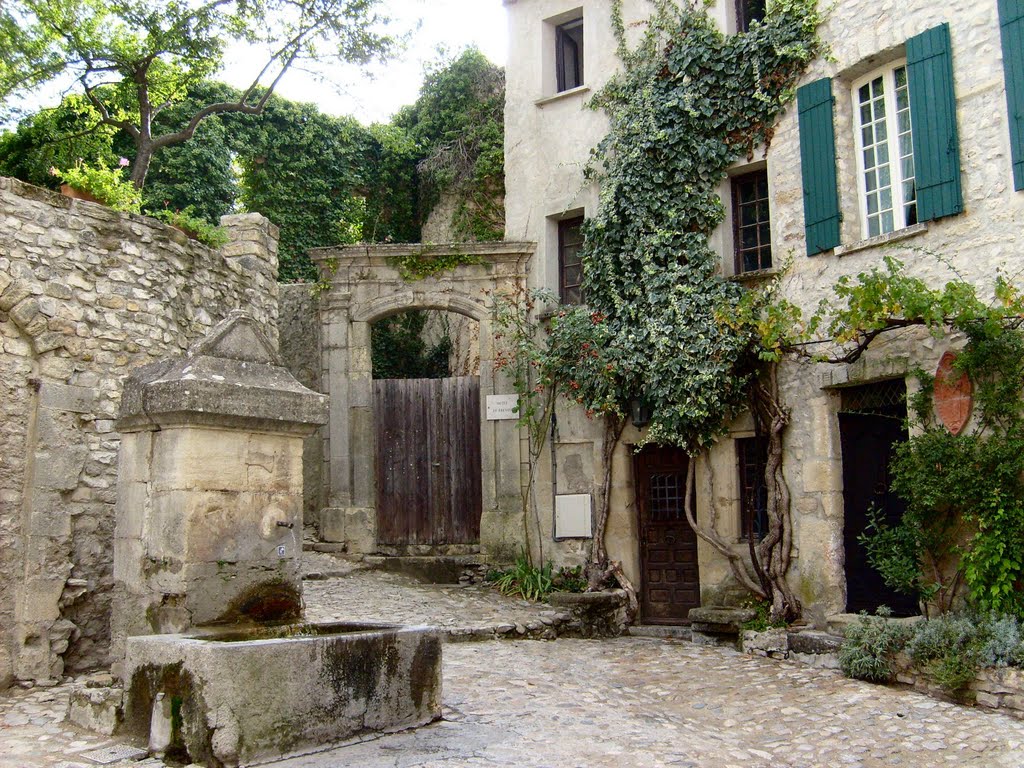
374, 376, 482, 546
635, 446, 700, 624
839, 408, 917, 616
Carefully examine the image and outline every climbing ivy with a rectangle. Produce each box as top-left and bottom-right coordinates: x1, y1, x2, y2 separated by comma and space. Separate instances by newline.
508, 0, 824, 613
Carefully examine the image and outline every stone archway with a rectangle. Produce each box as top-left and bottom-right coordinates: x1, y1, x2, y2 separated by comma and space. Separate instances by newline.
312, 242, 534, 560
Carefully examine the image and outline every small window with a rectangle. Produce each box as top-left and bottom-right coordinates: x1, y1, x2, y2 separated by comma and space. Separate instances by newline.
853, 63, 918, 238
735, 0, 767, 33
732, 170, 772, 273
558, 216, 585, 305
737, 436, 769, 541
556, 17, 584, 92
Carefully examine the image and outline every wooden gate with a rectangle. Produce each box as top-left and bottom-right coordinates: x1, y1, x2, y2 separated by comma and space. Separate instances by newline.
374, 376, 482, 546
635, 446, 701, 624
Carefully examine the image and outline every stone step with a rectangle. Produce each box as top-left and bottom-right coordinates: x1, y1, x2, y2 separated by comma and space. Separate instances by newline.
628, 624, 693, 641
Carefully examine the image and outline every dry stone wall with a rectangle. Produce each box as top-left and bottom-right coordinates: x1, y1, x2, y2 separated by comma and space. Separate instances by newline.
0, 177, 279, 687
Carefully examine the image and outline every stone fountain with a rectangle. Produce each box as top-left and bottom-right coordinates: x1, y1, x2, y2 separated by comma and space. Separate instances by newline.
110, 312, 442, 767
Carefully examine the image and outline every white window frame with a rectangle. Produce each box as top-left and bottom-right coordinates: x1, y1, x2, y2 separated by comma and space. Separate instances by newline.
851, 61, 918, 239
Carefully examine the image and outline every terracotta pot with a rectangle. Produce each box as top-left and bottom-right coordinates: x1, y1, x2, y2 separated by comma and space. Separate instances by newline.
60, 184, 102, 205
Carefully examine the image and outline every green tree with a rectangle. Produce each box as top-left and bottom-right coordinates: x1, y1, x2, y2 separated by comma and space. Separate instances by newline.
395, 47, 505, 241
0, 0, 395, 189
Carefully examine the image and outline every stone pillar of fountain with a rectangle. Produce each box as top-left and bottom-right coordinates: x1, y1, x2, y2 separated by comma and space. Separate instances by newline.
110, 311, 328, 674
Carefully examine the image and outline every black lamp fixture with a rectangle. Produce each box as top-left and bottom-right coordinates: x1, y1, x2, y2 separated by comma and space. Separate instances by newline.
630, 397, 652, 428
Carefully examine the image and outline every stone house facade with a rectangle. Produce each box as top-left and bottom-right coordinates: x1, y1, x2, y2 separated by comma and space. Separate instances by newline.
501, 0, 1024, 625
0, 178, 279, 687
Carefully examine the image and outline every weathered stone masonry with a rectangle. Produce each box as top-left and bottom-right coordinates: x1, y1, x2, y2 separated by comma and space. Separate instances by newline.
0, 177, 279, 687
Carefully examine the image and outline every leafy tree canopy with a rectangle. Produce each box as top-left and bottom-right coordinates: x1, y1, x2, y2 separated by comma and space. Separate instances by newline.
0, 0, 395, 188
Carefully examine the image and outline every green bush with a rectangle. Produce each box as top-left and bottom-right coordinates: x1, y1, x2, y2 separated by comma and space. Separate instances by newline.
838, 608, 913, 684
551, 565, 588, 593
841, 611, 1024, 697
151, 206, 229, 247
487, 553, 553, 601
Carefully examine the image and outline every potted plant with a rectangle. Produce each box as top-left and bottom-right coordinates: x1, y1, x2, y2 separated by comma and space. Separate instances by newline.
50, 158, 142, 213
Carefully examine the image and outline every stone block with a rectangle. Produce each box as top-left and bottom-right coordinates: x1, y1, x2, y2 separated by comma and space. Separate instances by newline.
67, 684, 122, 735
0, 280, 31, 312
688, 606, 757, 634
788, 630, 844, 655
39, 382, 97, 413
742, 628, 789, 657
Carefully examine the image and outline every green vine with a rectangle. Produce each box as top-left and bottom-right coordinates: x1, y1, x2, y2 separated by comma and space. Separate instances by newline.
389, 248, 484, 281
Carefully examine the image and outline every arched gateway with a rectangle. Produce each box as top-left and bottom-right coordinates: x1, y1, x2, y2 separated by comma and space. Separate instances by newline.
312, 242, 534, 559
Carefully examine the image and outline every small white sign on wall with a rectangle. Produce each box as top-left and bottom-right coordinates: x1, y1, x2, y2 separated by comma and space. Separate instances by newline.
486, 394, 520, 421
555, 494, 593, 539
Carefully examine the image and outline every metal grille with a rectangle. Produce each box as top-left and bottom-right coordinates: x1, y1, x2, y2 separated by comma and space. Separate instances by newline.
732, 170, 773, 273
736, 436, 769, 541
648, 472, 685, 522
840, 379, 907, 416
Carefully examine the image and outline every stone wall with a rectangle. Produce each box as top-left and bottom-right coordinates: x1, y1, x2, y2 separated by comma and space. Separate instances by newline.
0, 177, 279, 687
278, 284, 325, 529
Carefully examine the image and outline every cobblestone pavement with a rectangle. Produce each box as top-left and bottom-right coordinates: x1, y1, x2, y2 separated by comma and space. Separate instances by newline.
275, 637, 1024, 768
3, 562, 1024, 767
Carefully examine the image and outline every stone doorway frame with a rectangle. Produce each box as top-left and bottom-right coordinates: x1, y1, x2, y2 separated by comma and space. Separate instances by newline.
312, 242, 534, 559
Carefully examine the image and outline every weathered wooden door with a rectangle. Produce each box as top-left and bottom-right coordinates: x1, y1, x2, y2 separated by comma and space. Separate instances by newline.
374, 376, 482, 546
635, 446, 700, 624
839, 381, 917, 616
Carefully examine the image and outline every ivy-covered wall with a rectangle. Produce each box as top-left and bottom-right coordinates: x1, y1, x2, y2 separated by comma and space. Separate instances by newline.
503, 0, 1023, 622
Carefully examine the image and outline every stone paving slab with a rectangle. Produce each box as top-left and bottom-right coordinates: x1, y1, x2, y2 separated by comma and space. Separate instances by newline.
302, 565, 571, 639
276, 638, 1024, 768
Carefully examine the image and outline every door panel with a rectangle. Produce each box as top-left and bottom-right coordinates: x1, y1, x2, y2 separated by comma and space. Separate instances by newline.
839, 411, 917, 616
374, 376, 482, 546
635, 446, 700, 624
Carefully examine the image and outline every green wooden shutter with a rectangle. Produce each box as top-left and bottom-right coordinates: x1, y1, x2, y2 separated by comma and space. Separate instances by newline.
999, 0, 1024, 190
907, 23, 963, 220
797, 78, 841, 255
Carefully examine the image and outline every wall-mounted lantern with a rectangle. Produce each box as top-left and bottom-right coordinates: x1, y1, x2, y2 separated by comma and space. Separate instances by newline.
630, 398, 652, 428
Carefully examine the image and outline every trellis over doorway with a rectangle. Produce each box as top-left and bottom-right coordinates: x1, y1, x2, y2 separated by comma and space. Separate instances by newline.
312, 241, 535, 559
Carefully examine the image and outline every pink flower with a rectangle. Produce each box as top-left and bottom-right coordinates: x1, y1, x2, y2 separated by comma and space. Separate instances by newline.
118, 157, 130, 167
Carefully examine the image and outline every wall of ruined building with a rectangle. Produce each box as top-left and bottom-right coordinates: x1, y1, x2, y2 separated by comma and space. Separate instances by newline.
0, 177, 279, 686
278, 284, 326, 531
502, 0, 1023, 622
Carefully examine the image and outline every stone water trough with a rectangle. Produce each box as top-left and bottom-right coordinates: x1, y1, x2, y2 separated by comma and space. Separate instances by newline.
110, 313, 442, 766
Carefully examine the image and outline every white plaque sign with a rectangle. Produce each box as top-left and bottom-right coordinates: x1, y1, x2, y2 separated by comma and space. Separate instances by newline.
486, 394, 520, 421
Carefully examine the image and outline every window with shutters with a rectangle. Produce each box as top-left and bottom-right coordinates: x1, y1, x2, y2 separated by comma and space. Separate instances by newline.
852, 63, 918, 238
559, 216, 585, 304
731, 170, 772, 273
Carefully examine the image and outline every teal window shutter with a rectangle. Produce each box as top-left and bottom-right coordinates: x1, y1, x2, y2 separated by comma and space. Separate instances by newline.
999, 0, 1024, 190
797, 78, 841, 255
906, 23, 963, 220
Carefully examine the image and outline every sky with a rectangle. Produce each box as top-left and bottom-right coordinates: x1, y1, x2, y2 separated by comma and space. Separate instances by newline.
221, 0, 509, 125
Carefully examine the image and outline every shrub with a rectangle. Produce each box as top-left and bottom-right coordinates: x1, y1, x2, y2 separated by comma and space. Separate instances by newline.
551, 565, 587, 593
487, 553, 553, 601
151, 206, 229, 248
838, 607, 913, 684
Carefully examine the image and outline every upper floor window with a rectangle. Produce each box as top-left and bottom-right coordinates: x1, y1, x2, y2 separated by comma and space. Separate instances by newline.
556, 17, 584, 92
853, 63, 918, 238
732, 170, 772, 273
559, 216, 585, 304
735, 0, 766, 33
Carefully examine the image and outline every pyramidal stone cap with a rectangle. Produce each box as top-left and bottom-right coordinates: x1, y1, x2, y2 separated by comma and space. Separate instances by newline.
117, 310, 328, 434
